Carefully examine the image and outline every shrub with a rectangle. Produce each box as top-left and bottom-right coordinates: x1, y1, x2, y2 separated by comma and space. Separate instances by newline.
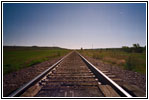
132, 43, 144, 53
122, 46, 132, 53
125, 55, 137, 70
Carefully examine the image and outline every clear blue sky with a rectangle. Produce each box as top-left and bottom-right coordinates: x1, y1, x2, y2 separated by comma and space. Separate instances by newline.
3, 3, 146, 49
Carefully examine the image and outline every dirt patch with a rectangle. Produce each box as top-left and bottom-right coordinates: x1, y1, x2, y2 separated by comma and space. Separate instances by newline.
83, 55, 146, 92
3, 57, 63, 97
116, 59, 126, 65
103, 57, 126, 66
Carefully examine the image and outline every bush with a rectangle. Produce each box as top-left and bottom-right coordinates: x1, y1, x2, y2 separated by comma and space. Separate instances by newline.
122, 46, 132, 53
122, 44, 144, 53
132, 43, 144, 53
125, 55, 137, 70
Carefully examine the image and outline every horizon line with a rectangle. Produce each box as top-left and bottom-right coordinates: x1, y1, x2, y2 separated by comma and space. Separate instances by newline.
3, 44, 146, 50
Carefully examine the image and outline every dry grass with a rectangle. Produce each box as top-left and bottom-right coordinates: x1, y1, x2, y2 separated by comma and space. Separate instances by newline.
79, 49, 146, 74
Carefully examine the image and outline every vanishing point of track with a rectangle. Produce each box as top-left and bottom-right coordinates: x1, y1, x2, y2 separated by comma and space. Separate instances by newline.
8, 51, 132, 97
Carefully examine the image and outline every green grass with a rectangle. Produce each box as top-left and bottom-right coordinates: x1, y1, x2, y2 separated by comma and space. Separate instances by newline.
79, 49, 146, 74
3, 47, 70, 75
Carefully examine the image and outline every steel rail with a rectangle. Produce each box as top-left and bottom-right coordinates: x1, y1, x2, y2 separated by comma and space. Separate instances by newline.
77, 52, 132, 97
8, 51, 132, 97
8, 52, 72, 97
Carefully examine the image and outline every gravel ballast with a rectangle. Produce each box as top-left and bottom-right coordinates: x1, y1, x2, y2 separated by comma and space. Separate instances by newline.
83, 56, 146, 92
3, 57, 62, 97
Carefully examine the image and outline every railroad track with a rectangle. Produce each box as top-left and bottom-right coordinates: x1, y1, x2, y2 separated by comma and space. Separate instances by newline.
8, 51, 132, 97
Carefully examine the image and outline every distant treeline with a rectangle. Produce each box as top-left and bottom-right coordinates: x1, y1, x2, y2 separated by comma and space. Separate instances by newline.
122, 44, 146, 53
81, 43, 146, 53
3, 46, 67, 50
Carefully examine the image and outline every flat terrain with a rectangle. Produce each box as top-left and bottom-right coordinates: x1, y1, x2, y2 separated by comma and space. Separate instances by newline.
3, 46, 70, 75
3, 47, 146, 97
3, 46, 71, 96
79, 49, 146, 74
79, 50, 146, 92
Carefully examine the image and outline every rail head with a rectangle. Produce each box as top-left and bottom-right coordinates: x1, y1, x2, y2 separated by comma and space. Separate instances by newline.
77, 52, 132, 97
8, 51, 132, 97
8, 52, 72, 97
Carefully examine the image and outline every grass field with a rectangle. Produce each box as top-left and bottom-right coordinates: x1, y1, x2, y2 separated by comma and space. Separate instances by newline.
79, 49, 146, 74
3, 46, 70, 75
